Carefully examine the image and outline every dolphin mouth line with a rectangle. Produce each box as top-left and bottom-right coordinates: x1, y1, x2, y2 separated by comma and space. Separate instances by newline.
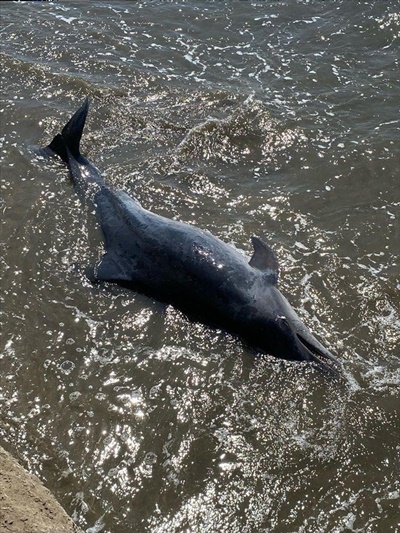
296, 333, 340, 376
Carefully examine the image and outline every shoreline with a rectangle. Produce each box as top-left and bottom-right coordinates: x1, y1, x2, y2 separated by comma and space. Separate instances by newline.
0, 444, 83, 533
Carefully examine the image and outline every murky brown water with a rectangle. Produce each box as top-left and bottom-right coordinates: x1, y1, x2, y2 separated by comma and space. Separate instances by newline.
1, 1, 399, 532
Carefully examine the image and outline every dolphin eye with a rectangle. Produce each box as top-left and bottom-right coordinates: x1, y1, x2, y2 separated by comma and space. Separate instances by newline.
275, 315, 291, 329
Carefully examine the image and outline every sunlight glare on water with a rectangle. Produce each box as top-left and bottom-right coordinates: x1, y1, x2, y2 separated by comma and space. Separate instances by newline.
0, 1, 399, 532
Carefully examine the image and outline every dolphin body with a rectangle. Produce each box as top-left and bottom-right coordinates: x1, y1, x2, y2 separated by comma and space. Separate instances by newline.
41, 98, 339, 375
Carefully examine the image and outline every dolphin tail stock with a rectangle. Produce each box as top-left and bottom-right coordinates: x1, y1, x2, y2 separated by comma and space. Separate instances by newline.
47, 96, 90, 164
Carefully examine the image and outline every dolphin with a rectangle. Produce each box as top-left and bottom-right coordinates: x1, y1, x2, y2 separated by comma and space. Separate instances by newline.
40, 97, 339, 375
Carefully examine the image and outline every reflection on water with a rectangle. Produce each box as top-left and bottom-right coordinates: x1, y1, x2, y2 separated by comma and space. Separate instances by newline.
0, 1, 399, 532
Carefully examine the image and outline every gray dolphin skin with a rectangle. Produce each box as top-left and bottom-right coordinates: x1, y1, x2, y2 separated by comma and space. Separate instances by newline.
41, 98, 339, 375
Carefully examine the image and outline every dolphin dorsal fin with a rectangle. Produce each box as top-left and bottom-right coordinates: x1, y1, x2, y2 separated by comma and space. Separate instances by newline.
249, 236, 279, 284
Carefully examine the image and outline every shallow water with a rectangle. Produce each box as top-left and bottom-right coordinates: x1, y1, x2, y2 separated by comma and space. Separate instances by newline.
1, 1, 399, 532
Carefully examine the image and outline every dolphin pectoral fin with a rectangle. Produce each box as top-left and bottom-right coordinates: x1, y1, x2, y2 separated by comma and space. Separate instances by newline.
249, 236, 279, 283
84, 264, 99, 284
96, 253, 131, 282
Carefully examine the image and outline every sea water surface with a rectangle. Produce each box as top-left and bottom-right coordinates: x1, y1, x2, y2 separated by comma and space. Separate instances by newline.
0, 1, 399, 532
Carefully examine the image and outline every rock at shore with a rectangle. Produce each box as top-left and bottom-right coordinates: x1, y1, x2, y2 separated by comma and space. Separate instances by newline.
0, 445, 83, 533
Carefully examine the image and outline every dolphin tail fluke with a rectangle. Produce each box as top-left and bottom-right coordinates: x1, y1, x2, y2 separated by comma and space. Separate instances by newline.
60, 96, 89, 158
47, 133, 68, 163
47, 97, 90, 162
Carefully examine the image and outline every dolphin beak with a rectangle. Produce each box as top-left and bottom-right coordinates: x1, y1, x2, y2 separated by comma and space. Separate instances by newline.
277, 292, 341, 376
295, 330, 340, 376
295, 329, 338, 364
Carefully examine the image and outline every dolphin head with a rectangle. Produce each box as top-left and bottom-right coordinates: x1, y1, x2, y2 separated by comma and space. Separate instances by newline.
246, 236, 339, 374
250, 285, 340, 375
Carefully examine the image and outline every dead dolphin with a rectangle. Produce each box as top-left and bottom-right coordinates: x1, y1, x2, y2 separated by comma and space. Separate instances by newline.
41, 98, 339, 375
